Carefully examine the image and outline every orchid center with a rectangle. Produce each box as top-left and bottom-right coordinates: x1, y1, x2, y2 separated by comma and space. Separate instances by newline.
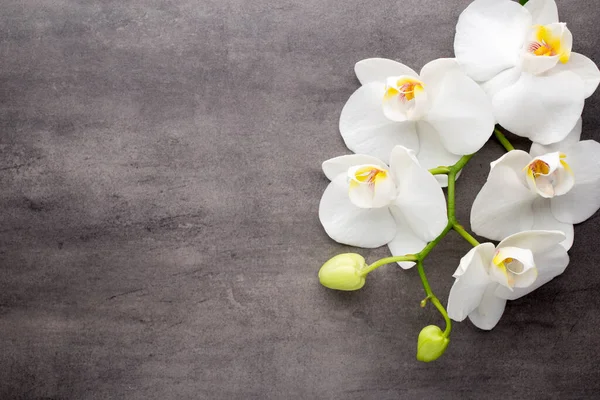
522, 23, 572, 74
524, 152, 574, 198
491, 247, 537, 290
382, 75, 428, 122
347, 164, 396, 209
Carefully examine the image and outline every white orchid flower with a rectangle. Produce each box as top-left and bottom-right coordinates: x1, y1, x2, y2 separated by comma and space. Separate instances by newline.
470, 119, 600, 250
455, 0, 600, 144
319, 146, 447, 268
447, 230, 569, 330
339, 58, 495, 185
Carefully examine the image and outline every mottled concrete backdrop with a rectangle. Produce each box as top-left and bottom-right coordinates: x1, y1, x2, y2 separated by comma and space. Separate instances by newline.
1, 0, 599, 398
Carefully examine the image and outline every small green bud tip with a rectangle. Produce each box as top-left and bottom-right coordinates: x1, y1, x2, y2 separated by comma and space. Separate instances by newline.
416, 325, 450, 363
318, 253, 367, 291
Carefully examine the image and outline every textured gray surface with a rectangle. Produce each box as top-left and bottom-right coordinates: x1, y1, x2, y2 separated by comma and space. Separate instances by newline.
1, 0, 600, 398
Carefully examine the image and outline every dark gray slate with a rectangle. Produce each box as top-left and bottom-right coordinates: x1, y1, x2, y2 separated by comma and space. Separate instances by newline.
1, 0, 599, 399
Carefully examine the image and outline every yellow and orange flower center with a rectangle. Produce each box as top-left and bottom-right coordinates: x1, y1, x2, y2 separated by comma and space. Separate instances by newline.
528, 159, 550, 177
349, 166, 388, 188
384, 78, 425, 104
527, 25, 570, 64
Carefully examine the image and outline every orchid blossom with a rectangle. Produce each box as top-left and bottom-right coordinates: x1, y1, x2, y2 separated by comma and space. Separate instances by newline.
319, 146, 447, 268
447, 230, 569, 330
470, 119, 600, 250
455, 0, 600, 144
339, 58, 495, 185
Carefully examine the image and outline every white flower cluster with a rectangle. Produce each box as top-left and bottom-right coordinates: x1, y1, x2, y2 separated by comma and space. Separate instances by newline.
318, 0, 600, 331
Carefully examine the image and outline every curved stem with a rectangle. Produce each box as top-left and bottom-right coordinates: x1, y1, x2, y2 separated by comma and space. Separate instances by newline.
429, 166, 450, 175
494, 128, 515, 152
417, 260, 451, 337
453, 223, 480, 247
361, 255, 417, 276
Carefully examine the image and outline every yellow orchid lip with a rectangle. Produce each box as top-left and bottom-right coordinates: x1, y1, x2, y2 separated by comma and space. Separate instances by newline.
527, 24, 570, 64
349, 165, 388, 188
492, 248, 537, 290
524, 152, 575, 198
384, 77, 425, 104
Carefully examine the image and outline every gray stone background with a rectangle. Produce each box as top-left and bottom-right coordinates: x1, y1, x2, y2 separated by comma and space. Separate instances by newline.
1, 0, 599, 398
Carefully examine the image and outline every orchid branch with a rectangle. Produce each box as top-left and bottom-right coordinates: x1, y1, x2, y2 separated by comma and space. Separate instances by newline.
494, 127, 515, 152
417, 259, 451, 337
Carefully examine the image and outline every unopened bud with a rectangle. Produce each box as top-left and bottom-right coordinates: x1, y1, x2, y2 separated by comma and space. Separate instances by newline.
416, 325, 449, 362
318, 253, 367, 291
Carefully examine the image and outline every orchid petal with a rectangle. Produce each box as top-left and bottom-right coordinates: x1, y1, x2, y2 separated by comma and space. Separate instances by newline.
497, 230, 566, 256
419, 58, 461, 103
545, 52, 600, 99
530, 118, 582, 157
319, 176, 396, 248
468, 283, 506, 330
414, 121, 462, 187
550, 140, 600, 224
470, 151, 536, 241
454, 0, 531, 81
322, 154, 388, 181
550, 179, 600, 224
355, 58, 419, 86
339, 82, 419, 163
480, 66, 521, 99
447, 243, 495, 322
524, 0, 559, 25
389, 146, 448, 241
423, 64, 495, 155
531, 198, 574, 250
387, 207, 427, 270
493, 71, 584, 145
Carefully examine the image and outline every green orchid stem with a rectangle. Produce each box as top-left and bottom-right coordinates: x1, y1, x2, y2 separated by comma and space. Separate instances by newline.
417, 260, 451, 337
494, 128, 515, 152
429, 166, 450, 175
364, 153, 482, 338
519, 0, 529, 5
361, 255, 417, 276
453, 223, 480, 247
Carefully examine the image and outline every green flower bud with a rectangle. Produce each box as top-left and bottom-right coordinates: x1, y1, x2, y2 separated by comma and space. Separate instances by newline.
318, 253, 367, 291
416, 325, 449, 362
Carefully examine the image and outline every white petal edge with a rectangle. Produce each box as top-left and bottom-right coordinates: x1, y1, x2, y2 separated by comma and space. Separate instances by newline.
447, 243, 495, 322
339, 82, 419, 163
497, 230, 566, 256
319, 175, 396, 248
524, 0, 559, 25
454, 0, 531, 81
531, 198, 574, 250
415, 121, 462, 187
530, 118, 582, 157
468, 283, 506, 330
424, 66, 495, 155
550, 140, 600, 224
389, 146, 448, 241
493, 71, 584, 145
387, 207, 427, 269
470, 151, 537, 241
355, 58, 419, 86
545, 52, 600, 99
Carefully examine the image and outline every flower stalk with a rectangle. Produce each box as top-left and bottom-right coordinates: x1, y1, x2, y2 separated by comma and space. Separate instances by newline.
494, 128, 515, 152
